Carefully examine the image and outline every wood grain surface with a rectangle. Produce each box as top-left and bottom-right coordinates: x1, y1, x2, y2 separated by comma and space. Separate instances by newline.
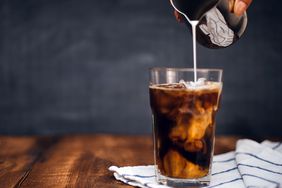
0, 135, 242, 187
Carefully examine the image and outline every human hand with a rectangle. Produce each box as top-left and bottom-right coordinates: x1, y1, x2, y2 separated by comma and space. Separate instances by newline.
232, 0, 252, 16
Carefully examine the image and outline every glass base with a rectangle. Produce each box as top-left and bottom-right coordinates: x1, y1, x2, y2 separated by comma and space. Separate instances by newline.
157, 174, 211, 187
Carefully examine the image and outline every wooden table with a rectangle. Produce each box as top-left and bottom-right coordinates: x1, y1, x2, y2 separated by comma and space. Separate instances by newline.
0, 135, 241, 188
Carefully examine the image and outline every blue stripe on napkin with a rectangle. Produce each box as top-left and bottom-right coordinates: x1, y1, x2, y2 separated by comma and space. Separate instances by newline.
109, 139, 282, 188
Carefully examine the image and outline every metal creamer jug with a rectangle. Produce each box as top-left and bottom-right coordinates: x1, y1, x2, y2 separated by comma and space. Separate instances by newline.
171, 0, 248, 49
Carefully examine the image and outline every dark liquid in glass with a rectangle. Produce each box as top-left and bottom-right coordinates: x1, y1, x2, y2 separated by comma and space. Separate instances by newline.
150, 83, 221, 178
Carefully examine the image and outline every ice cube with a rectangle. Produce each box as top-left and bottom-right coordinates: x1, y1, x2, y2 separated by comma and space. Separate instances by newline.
179, 79, 189, 88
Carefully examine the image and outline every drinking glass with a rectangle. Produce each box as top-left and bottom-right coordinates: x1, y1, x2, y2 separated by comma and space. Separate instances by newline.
149, 68, 223, 187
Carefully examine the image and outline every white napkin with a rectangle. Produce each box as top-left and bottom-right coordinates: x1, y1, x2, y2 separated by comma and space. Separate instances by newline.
109, 139, 282, 188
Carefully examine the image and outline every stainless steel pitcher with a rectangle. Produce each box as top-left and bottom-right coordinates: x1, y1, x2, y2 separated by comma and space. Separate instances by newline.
170, 0, 248, 49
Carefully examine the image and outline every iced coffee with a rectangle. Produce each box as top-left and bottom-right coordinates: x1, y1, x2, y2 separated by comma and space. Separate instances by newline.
150, 81, 222, 180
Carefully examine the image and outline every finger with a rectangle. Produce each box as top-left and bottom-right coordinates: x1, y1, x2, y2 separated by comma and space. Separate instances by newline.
229, 0, 235, 12
174, 10, 183, 23
234, 0, 252, 16
241, 0, 252, 7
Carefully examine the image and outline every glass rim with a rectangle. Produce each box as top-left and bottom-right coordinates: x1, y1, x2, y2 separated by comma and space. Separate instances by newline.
149, 67, 223, 73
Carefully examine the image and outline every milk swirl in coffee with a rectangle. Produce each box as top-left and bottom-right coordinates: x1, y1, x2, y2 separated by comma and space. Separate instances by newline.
150, 82, 222, 178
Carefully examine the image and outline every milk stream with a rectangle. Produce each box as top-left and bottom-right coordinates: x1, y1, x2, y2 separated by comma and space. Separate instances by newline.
169, 0, 199, 83
190, 21, 199, 82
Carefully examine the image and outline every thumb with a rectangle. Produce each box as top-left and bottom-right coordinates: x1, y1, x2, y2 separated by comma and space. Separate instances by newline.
234, 0, 252, 16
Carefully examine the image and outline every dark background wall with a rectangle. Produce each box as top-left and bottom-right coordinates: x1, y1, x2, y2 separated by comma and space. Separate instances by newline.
0, 0, 282, 137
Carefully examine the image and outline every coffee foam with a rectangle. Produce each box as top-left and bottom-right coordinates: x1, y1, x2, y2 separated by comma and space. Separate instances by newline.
150, 80, 222, 92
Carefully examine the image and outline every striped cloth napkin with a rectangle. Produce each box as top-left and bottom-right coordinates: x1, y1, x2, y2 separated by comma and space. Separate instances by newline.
109, 139, 282, 188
